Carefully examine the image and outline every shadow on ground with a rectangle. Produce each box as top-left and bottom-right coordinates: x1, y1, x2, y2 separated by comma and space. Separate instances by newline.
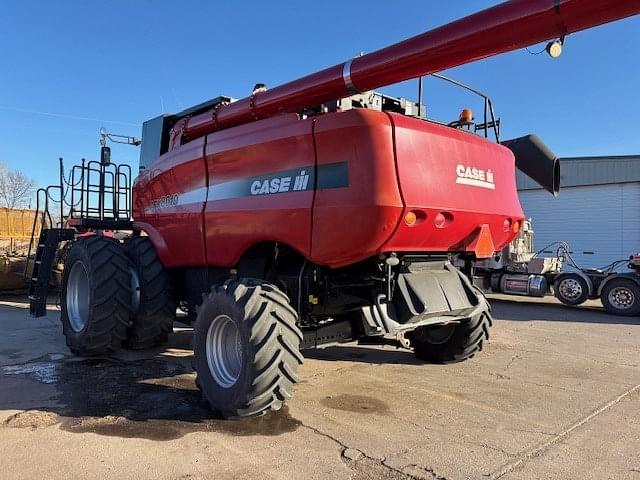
304, 345, 423, 365
490, 299, 640, 325
0, 319, 301, 440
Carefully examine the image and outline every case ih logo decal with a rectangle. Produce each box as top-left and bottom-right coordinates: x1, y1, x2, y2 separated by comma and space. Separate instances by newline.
206, 162, 348, 201
147, 162, 349, 213
455, 164, 495, 190
250, 169, 311, 195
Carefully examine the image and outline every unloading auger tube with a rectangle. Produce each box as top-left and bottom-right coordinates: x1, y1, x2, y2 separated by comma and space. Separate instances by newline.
175, 0, 640, 142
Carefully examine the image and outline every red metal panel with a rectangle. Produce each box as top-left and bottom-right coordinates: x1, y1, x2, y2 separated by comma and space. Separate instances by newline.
132, 137, 207, 266
181, 0, 640, 139
311, 110, 403, 267
203, 115, 315, 266
134, 110, 528, 268
381, 114, 524, 254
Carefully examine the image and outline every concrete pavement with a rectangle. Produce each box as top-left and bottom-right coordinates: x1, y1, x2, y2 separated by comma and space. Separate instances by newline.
0, 295, 638, 479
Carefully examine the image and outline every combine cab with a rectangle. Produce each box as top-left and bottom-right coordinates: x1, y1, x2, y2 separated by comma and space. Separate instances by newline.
29, 0, 640, 418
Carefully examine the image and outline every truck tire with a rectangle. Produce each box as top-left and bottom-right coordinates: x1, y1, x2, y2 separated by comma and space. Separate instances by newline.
554, 273, 589, 306
124, 237, 176, 349
409, 311, 492, 364
61, 236, 132, 356
194, 279, 303, 418
600, 278, 640, 316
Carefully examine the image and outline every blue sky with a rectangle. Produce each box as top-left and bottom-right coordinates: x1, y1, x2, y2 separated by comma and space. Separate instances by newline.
1, 1, 639, 188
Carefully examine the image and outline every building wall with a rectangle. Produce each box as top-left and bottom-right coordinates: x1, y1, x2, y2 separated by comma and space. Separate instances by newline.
519, 183, 640, 268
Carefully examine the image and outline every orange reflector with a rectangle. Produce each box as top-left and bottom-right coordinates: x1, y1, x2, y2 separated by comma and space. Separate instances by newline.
512, 221, 520, 233
471, 224, 496, 259
404, 211, 417, 226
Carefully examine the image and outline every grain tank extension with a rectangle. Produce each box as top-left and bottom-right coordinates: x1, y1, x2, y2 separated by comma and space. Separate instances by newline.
29, 0, 640, 418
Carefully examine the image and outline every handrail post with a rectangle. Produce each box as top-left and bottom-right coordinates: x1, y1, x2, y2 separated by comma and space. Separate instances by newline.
80, 158, 85, 219
59, 158, 64, 227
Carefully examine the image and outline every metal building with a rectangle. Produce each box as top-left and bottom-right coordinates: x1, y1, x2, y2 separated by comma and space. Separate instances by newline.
517, 155, 640, 268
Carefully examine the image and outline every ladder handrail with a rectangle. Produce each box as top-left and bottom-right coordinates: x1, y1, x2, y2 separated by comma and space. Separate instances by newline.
24, 157, 132, 281
25, 187, 54, 280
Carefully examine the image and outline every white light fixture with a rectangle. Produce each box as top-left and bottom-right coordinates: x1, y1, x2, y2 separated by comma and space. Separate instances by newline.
546, 38, 564, 58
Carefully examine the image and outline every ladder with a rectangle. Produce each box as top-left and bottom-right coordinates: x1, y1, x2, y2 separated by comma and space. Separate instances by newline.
28, 228, 75, 317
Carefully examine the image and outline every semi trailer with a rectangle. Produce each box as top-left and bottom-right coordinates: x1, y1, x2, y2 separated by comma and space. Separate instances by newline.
466, 221, 640, 316
28, 0, 640, 418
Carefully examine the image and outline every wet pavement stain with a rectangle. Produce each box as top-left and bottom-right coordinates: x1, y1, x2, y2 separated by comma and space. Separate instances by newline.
321, 394, 390, 415
2, 354, 66, 384
1, 355, 301, 440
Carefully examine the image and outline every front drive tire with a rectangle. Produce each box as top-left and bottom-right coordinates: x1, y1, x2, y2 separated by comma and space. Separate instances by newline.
124, 237, 176, 349
194, 280, 304, 418
409, 311, 493, 364
61, 236, 132, 356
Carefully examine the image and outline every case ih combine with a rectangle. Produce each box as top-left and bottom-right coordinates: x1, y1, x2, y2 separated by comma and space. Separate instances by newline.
28, 0, 640, 418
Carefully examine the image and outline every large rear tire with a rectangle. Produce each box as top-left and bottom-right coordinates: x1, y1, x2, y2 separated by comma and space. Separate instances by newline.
409, 310, 493, 364
124, 237, 176, 349
61, 236, 132, 356
194, 280, 303, 418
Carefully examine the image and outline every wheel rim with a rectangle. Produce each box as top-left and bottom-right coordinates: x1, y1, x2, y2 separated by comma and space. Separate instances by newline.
608, 286, 635, 310
67, 261, 90, 333
205, 314, 243, 388
558, 278, 583, 301
423, 324, 456, 345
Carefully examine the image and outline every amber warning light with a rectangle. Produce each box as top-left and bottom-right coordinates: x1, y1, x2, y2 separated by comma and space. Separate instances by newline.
459, 108, 474, 124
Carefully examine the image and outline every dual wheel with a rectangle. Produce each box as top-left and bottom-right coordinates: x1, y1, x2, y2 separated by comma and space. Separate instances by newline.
600, 278, 640, 316
61, 236, 304, 418
61, 235, 176, 356
553, 273, 640, 316
553, 273, 590, 306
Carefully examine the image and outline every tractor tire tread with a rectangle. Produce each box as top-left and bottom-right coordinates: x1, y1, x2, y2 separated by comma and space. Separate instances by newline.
61, 236, 132, 356
413, 310, 493, 364
124, 237, 176, 349
195, 279, 303, 418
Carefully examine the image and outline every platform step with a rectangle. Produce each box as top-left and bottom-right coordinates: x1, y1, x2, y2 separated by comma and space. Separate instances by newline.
28, 228, 75, 318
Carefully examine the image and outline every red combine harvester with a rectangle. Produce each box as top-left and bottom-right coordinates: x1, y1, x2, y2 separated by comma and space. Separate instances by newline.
28, 1, 640, 418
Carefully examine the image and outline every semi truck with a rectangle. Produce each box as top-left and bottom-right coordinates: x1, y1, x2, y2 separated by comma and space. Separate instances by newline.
467, 221, 640, 316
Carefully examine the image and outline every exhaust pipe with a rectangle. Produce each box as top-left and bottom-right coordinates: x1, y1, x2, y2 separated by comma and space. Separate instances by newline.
502, 134, 560, 196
